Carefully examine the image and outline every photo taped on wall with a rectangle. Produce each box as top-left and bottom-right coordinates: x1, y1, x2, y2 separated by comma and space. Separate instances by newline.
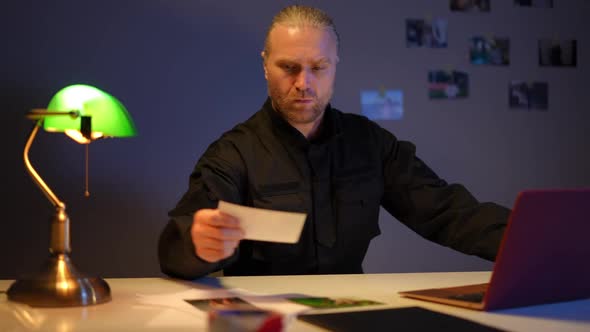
428, 70, 469, 99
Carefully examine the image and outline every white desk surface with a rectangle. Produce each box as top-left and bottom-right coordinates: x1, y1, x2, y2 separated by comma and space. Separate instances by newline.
1, 272, 589, 331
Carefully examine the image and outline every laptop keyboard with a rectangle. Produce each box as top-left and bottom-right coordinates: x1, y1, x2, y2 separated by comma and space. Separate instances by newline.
448, 291, 486, 303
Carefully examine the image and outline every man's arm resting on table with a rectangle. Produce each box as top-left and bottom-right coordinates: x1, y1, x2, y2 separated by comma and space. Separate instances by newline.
376, 126, 510, 261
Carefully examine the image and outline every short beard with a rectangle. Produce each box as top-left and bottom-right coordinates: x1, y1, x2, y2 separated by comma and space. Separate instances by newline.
268, 84, 332, 125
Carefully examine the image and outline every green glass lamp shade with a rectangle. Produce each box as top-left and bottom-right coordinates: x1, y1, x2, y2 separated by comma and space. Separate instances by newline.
43, 84, 137, 140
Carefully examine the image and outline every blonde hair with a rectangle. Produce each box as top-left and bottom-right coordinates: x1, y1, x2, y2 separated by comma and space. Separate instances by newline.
263, 5, 340, 58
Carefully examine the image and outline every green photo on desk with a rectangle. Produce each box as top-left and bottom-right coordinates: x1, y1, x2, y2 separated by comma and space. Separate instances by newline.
288, 297, 382, 309
185, 297, 258, 311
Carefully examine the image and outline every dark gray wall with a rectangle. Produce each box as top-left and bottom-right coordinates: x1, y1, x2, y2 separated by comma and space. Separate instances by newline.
2, 0, 589, 279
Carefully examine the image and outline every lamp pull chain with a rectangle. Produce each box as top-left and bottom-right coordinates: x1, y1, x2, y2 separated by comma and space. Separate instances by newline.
85, 143, 90, 197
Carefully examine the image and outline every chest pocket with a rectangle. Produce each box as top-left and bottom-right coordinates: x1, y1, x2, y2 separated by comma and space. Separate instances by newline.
253, 181, 305, 212
333, 167, 382, 243
250, 181, 307, 261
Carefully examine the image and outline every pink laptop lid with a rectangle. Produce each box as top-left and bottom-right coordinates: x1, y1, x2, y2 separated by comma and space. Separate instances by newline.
484, 189, 590, 310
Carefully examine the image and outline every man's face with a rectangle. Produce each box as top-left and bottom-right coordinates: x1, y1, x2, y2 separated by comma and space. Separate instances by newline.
263, 24, 338, 126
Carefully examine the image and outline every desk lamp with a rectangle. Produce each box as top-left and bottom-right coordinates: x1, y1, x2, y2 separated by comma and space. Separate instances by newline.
7, 84, 137, 307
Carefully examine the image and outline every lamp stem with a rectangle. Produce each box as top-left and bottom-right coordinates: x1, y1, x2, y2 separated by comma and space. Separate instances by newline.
24, 120, 71, 254
85, 144, 90, 197
24, 120, 65, 209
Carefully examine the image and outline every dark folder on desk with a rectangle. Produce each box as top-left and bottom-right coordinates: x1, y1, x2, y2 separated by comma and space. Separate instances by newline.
298, 307, 505, 331
400, 189, 590, 310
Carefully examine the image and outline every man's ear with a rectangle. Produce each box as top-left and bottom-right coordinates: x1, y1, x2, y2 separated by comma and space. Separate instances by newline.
261, 51, 268, 80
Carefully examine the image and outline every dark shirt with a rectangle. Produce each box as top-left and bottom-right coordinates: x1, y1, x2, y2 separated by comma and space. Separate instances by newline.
158, 98, 510, 279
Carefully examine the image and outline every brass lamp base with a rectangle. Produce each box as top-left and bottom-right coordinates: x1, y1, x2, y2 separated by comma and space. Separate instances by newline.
7, 254, 111, 307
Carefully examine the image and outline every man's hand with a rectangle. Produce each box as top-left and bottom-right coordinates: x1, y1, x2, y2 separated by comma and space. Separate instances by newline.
191, 209, 245, 263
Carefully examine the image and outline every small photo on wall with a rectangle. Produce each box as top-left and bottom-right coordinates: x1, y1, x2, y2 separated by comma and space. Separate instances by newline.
406, 18, 448, 48
514, 0, 553, 8
538, 39, 577, 67
450, 0, 491, 12
470, 36, 510, 65
509, 81, 548, 110
361, 90, 404, 120
428, 70, 469, 99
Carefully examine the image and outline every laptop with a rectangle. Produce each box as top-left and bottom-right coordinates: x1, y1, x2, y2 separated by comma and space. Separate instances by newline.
399, 189, 590, 310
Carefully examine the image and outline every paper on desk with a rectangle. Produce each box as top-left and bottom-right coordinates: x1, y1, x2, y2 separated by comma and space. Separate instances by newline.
136, 287, 310, 328
218, 201, 306, 243
136, 288, 245, 328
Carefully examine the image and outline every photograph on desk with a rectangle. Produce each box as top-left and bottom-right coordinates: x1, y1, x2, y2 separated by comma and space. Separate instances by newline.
287, 296, 383, 309
185, 297, 259, 311
208, 308, 284, 332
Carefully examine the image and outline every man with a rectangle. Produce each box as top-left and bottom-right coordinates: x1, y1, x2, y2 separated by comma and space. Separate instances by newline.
158, 5, 510, 279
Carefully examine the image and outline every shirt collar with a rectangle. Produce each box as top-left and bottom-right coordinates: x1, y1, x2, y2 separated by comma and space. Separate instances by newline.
262, 97, 342, 149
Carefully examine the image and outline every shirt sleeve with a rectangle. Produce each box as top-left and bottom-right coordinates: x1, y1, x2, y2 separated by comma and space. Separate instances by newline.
376, 125, 510, 261
158, 137, 247, 279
